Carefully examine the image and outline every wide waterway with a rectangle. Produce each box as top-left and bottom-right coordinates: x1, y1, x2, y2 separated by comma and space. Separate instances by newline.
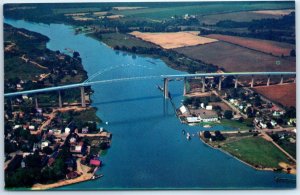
5, 19, 296, 189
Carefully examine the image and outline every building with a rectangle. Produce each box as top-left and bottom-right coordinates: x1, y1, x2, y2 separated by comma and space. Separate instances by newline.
90, 159, 101, 167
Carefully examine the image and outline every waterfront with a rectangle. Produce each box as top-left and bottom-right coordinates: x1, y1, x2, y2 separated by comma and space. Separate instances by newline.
4, 19, 296, 189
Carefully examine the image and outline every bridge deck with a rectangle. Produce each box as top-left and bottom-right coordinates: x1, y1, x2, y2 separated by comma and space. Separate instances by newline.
4, 72, 296, 97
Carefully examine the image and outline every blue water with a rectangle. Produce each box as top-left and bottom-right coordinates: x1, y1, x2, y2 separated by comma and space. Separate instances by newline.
4, 19, 296, 189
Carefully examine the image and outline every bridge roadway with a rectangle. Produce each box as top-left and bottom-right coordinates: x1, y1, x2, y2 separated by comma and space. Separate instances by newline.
4, 72, 296, 97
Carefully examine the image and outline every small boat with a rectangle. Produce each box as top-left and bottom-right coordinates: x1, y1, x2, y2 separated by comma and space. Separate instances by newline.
203, 125, 211, 128
186, 132, 191, 140
157, 85, 163, 91
182, 129, 186, 135
92, 174, 104, 180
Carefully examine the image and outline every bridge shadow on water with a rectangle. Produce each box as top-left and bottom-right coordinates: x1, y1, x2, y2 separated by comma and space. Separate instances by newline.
92, 93, 182, 105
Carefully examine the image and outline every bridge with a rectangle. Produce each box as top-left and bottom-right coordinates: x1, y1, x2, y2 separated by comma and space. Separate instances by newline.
4, 71, 296, 108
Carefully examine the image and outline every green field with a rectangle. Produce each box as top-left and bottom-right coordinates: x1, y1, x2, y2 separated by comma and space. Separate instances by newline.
222, 136, 289, 168
112, 2, 294, 20
220, 119, 254, 130
89, 33, 157, 49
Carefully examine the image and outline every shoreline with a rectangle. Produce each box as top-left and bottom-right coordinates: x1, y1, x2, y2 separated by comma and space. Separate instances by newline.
198, 133, 296, 175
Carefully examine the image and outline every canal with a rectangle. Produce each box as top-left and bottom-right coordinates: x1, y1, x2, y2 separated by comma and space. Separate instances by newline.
4, 18, 296, 189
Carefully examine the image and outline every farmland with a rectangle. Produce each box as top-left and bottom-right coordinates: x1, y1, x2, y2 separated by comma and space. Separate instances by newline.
205, 34, 295, 56
130, 31, 218, 49
174, 41, 295, 72
253, 83, 296, 108
199, 11, 283, 25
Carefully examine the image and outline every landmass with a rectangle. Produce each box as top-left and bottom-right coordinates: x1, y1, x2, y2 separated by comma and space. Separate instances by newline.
4, 23, 112, 189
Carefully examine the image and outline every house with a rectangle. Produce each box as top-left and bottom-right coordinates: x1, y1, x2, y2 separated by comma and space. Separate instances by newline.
179, 105, 188, 114
206, 105, 213, 110
270, 120, 277, 127
198, 110, 218, 122
29, 125, 35, 131
41, 140, 51, 149
82, 127, 89, 134
259, 121, 267, 129
89, 159, 101, 167
186, 117, 201, 123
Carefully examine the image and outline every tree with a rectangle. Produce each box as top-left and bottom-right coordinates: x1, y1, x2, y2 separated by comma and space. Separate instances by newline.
203, 131, 211, 139
73, 51, 80, 58
224, 110, 233, 119
42, 146, 53, 155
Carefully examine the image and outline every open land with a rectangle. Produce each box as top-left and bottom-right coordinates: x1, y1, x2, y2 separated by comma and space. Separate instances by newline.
174, 42, 296, 72
130, 31, 218, 49
199, 11, 284, 25
251, 9, 295, 16
253, 83, 296, 107
222, 136, 290, 169
205, 34, 295, 56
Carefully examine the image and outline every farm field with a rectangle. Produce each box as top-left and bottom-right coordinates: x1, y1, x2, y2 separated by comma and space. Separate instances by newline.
251, 9, 294, 16
199, 11, 283, 25
174, 41, 296, 72
253, 83, 296, 107
205, 34, 295, 56
111, 2, 294, 20
130, 31, 217, 49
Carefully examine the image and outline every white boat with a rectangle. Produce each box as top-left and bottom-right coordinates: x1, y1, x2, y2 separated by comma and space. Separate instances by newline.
186, 132, 191, 140
203, 125, 211, 128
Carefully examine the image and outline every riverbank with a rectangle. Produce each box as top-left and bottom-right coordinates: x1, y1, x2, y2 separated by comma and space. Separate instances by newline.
199, 130, 296, 174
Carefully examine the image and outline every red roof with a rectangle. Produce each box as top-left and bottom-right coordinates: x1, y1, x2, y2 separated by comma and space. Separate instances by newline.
89, 159, 101, 166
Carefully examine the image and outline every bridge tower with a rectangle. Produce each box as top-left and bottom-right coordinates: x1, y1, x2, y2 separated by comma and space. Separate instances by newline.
267, 75, 270, 86
235, 76, 238, 89
183, 77, 187, 96
80, 87, 86, 107
58, 90, 62, 108
163, 78, 169, 99
218, 76, 222, 91
280, 75, 284, 85
201, 77, 205, 93
250, 75, 254, 88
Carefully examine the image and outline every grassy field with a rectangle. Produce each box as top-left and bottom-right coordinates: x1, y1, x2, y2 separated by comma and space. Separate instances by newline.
199, 11, 284, 25
89, 32, 157, 49
174, 41, 296, 72
4, 57, 47, 80
206, 34, 295, 57
222, 136, 290, 168
111, 2, 294, 20
253, 83, 296, 107
220, 119, 253, 130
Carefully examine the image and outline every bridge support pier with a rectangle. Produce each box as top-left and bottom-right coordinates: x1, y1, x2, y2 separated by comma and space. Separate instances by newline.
267, 76, 270, 86
163, 78, 169, 99
80, 87, 86, 107
234, 77, 238, 89
183, 77, 187, 96
218, 77, 222, 91
280, 75, 283, 85
202, 77, 205, 93
58, 90, 62, 108
251, 76, 254, 88
35, 96, 39, 110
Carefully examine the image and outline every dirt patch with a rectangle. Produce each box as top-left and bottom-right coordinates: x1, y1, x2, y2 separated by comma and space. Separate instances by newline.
112, 7, 146, 10
253, 83, 296, 107
130, 31, 218, 49
252, 9, 294, 16
206, 34, 295, 56
174, 41, 295, 72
